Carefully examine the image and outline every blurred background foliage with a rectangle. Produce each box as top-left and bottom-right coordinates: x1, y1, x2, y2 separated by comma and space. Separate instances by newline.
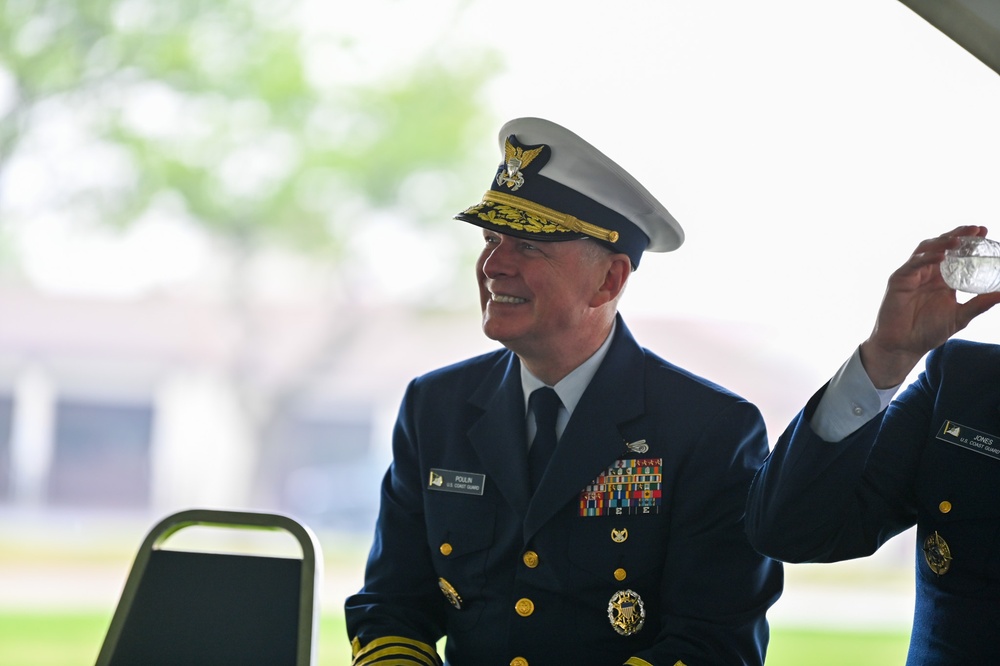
0, 0, 499, 266
0, 0, 502, 502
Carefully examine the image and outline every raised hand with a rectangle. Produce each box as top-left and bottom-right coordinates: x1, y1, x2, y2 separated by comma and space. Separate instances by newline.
860, 225, 1000, 388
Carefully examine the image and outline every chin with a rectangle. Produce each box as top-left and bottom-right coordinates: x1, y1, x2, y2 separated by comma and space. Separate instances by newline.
481, 320, 517, 346
480, 323, 503, 343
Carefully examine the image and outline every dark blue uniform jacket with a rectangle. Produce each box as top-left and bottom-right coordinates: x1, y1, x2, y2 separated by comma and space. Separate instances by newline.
347, 317, 782, 666
747, 339, 1000, 665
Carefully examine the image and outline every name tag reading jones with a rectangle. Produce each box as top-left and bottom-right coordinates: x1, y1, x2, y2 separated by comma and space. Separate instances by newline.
936, 420, 1000, 462
428, 468, 486, 496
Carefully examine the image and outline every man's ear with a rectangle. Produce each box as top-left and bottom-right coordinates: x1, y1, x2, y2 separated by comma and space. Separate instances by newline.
591, 254, 631, 307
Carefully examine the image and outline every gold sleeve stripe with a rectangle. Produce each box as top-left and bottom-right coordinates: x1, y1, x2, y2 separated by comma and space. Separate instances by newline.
353, 647, 438, 666
624, 658, 656, 666
350, 635, 441, 666
354, 656, 435, 666
483, 190, 621, 244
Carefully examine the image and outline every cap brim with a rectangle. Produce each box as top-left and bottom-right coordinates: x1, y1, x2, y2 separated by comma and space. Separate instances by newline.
455, 199, 589, 242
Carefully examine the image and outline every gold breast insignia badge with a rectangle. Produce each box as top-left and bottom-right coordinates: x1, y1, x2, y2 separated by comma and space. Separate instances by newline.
607, 589, 645, 636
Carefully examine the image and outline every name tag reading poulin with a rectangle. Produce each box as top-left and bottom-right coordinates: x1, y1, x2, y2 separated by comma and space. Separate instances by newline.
428, 468, 486, 496
936, 420, 1000, 462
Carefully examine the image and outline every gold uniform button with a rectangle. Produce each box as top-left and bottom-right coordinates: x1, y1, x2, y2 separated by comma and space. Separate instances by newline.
614, 567, 627, 581
939, 501, 952, 514
522, 551, 539, 568
440, 543, 453, 556
515, 598, 535, 617
510, 658, 529, 666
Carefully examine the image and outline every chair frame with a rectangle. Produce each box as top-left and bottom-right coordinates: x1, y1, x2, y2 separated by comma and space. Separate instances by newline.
95, 508, 322, 666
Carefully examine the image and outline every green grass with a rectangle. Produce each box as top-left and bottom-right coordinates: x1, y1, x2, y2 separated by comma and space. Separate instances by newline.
0, 612, 110, 666
765, 627, 909, 665
0, 611, 908, 665
0, 612, 354, 666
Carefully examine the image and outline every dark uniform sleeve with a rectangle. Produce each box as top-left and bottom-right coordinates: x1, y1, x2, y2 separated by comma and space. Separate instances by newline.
631, 400, 783, 666
344, 381, 447, 666
745, 360, 935, 564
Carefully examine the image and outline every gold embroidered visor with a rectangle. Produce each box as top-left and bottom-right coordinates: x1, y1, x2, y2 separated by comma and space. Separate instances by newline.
459, 190, 620, 244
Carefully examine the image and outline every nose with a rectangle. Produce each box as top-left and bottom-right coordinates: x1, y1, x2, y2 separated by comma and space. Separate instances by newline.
479, 236, 516, 279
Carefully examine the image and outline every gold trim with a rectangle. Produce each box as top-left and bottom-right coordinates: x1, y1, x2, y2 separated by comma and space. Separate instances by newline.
483, 190, 620, 244
463, 200, 570, 237
350, 635, 442, 666
624, 658, 655, 666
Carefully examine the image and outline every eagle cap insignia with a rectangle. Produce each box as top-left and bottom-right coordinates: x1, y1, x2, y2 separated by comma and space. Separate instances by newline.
497, 137, 545, 191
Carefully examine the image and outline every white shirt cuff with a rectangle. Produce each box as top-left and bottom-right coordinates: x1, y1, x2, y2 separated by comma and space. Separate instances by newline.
810, 346, 901, 442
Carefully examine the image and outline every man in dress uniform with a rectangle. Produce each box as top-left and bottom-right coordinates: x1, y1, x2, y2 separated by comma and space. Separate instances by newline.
345, 117, 782, 666
746, 226, 1000, 664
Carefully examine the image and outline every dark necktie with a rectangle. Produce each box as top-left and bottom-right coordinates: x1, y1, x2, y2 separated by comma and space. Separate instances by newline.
528, 387, 561, 492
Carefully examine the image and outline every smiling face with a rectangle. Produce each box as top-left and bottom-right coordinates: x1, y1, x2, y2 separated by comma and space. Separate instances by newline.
475, 229, 630, 382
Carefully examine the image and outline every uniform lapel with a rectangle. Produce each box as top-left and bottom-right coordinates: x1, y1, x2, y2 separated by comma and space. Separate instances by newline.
524, 317, 646, 539
468, 352, 532, 516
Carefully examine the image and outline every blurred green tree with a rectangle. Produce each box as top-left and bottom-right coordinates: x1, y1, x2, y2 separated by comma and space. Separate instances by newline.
0, 0, 498, 252
0, 0, 500, 506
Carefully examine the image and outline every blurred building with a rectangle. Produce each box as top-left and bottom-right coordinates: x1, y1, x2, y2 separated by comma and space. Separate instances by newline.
0, 284, 824, 536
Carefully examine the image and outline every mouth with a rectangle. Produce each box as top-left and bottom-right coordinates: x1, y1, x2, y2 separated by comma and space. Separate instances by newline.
490, 292, 528, 304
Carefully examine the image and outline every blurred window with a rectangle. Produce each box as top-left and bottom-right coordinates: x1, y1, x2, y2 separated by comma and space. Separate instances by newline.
47, 399, 153, 508
271, 409, 380, 531
281, 413, 372, 465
